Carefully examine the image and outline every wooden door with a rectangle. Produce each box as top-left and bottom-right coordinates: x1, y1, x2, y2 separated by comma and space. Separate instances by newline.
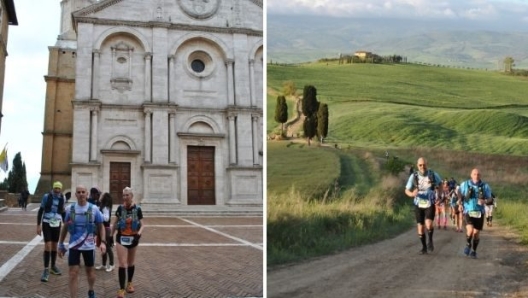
110, 162, 131, 204
187, 146, 215, 205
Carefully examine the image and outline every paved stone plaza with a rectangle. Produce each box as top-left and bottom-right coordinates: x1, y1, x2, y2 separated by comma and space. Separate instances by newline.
0, 204, 263, 298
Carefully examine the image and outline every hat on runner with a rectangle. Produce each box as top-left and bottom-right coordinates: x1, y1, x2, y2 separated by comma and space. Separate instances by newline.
53, 181, 63, 189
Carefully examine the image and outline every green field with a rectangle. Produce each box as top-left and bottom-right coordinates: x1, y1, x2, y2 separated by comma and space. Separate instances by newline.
267, 62, 528, 266
267, 62, 528, 155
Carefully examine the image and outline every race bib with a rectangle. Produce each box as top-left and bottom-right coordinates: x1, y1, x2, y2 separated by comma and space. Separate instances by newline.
49, 219, 61, 228
120, 236, 134, 246
418, 199, 431, 209
468, 211, 481, 218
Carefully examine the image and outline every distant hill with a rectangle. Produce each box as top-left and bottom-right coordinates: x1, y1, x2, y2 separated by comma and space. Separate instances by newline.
267, 14, 528, 69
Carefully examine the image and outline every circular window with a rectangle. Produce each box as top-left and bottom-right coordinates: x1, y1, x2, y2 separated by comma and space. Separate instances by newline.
191, 59, 205, 73
186, 51, 215, 78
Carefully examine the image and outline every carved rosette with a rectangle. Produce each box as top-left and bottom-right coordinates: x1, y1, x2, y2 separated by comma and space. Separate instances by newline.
177, 0, 220, 19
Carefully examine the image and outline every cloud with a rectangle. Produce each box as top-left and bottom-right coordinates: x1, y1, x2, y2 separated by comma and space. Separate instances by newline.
267, 0, 528, 26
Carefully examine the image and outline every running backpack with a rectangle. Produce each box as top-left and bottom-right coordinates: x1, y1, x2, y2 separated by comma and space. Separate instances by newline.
44, 192, 65, 213
413, 169, 436, 190
67, 203, 95, 234
116, 205, 140, 232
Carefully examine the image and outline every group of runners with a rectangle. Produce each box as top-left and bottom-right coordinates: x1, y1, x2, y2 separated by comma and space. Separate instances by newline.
36, 182, 144, 298
405, 157, 496, 258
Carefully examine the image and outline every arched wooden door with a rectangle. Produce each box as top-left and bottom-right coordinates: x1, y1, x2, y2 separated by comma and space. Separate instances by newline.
187, 146, 215, 205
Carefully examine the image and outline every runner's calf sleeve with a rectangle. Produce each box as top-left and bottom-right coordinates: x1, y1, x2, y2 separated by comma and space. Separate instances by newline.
119, 267, 126, 289
466, 235, 472, 247
51, 251, 57, 267
44, 251, 50, 268
472, 239, 480, 251
427, 229, 434, 242
419, 234, 426, 248
127, 265, 135, 282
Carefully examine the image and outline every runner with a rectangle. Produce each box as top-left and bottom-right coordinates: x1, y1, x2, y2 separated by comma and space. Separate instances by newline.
450, 185, 463, 232
59, 185, 106, 298
405, 157, 442, 254
58, 185, 106, 298
457, 168, 493, 258
485, 193, 497, 227
111, 187, 144, 298
36, 181, 66, 282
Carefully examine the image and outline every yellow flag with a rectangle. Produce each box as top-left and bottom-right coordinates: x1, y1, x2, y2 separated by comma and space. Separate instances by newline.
0, 144, 8, 172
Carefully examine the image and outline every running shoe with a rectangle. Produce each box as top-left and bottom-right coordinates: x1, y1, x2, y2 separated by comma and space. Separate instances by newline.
464, 246, 471, 256
50, 266, 62, 275
419, 248, 427, 255
117, 289, 126, 298
470, 251, 477, 259
443, 226, 447, 230
106, 265, 115, 272
427, 242, 434, 252
95, 264, 104, 270
40, 269, 49, 282
126, 282, 135, 293
88, 290, 96, 298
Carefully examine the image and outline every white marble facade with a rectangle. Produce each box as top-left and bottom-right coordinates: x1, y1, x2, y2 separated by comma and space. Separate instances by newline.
69, 0, 263, 206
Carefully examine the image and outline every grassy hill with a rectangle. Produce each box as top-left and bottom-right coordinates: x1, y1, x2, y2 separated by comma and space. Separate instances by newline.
267, 62, 528, 155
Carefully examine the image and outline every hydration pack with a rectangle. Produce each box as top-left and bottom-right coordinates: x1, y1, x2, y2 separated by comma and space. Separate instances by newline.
413, 169, 436, 190
44, 192, 65, 213
117, 205, 140, 232
67, 203, 95, 235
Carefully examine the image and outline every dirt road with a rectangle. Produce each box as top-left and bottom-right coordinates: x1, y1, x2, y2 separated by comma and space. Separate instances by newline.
268, 223, 528, 298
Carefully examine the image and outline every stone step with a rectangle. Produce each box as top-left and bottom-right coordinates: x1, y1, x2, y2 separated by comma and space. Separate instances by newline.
135, 204, 263, 217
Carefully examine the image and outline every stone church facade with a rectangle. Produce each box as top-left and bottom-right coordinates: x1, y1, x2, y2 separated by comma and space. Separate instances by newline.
36, 0, 263, 209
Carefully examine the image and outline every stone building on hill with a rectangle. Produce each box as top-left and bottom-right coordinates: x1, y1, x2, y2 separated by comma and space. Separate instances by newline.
35, 0, 263, 211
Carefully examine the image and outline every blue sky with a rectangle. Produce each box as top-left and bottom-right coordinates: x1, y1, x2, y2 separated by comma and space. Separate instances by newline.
2, 1, 60, 192
267, 0, 528, 28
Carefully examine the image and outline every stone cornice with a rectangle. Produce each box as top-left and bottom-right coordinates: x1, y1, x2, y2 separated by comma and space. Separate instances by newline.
44, 76, 75, 83
226, 165, 263, 171
74, 17, 263, 37
177, 132, 225, 139
74, 0, 124, 17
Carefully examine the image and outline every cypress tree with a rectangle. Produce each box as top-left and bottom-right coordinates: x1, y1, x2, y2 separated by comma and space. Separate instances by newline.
274, 95, 288, 137
317, 103, 329, 143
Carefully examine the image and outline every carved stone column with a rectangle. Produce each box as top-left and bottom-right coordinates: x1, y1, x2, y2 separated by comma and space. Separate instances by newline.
249, 59, 255, 107
92, 50, 100, 99
90, 107, 99, 161
168, 55, 175, 102
228, 113, 237, 165
226, 59, 235, 105
144, 109, 152, 163
145, 53, 152, 102
169, 111, 176, 163
252, 114, 259, 165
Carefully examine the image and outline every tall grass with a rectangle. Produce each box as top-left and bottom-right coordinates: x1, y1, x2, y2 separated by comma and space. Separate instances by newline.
267, 180, 414, 266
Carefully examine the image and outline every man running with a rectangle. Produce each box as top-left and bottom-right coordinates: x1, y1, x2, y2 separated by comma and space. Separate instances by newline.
405, 157, 442, 254
457, 168, 492, 258
58, 185, 106, 298
37, 181, 66, 282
